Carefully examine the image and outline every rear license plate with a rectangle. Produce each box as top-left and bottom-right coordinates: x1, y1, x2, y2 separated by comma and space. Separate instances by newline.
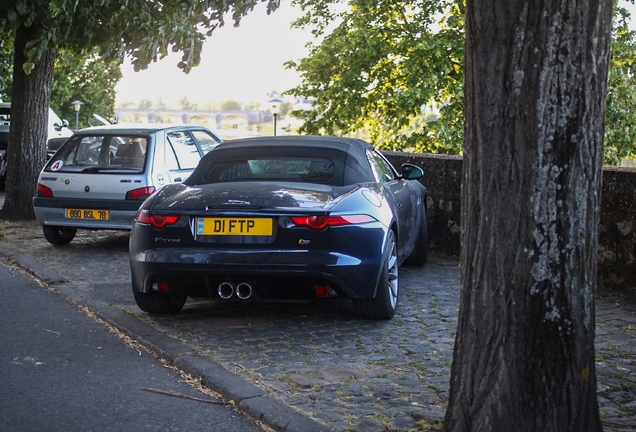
196, 217, 273, 236
66, 209, 110, 220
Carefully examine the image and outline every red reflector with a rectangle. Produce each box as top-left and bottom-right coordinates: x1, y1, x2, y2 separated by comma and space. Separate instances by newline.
152, 282, 170, 292
289, 215, 375, 230
313, 286, 331, 297
126, 186, 156, 201
37, 183, 54, 198
136, 213, 180, 229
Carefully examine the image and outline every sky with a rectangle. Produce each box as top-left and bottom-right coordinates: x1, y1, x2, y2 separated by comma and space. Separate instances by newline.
116, 1, 636, 108
115, 2, 314, 107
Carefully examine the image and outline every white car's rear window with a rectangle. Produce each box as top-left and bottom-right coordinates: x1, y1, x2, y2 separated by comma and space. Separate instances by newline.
46, 135, 148, 173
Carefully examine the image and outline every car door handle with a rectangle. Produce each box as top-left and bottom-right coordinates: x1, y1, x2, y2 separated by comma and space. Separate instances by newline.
174, 177, 182, 182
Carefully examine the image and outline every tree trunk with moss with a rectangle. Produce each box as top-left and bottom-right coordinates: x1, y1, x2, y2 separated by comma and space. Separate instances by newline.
2, 24, 55, 220
444, 1, 612, 431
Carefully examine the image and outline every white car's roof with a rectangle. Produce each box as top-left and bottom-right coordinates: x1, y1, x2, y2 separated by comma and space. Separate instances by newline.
74, 123, 211, 135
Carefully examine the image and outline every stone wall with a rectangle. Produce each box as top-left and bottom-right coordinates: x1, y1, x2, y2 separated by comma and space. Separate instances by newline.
383, 152, 463, 256
598, 167, 636, 293
383, 151, 636, 294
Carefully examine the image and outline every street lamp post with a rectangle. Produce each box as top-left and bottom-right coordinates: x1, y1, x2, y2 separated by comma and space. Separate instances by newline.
71, 100, 84, 130
268, 97, 283, 136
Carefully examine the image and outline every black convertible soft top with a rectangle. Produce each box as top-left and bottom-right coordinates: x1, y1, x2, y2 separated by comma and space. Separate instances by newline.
186, 136, 376, 187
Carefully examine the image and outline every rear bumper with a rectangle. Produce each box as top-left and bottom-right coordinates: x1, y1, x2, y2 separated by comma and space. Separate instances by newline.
130, 247, 384, 300
33, 197, 142, 230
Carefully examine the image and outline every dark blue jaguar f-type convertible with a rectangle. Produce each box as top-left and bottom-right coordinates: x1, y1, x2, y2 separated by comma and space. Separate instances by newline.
129, 136, 428, 319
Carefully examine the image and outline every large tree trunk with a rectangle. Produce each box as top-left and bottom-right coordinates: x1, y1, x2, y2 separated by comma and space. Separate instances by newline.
1, 24, 56, 220
444, 1, 612, 431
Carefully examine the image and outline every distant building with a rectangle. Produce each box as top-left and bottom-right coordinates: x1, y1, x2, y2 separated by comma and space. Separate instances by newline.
292, 98, 313, 111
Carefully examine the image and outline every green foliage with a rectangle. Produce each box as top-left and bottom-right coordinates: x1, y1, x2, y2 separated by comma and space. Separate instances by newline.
0, 43, 120, 127
155, 98, 168, 110
288, 0, 636, 164
50, 50, 122, 128
220, 100, 242, 111
286, 0, 465, 153
280, 101, 293, 116
137, 99, 153, 110
605, 3, 636, 165
180, 97, 198, 110
0, 0, 280, 75
0, 38, 13, 100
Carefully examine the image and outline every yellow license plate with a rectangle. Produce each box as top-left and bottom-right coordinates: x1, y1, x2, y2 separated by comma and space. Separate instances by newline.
196, 217, 273, 236
66, 209, 110, 220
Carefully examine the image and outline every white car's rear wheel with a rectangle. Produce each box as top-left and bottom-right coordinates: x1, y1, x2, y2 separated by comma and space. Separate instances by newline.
42, 225, 77, 245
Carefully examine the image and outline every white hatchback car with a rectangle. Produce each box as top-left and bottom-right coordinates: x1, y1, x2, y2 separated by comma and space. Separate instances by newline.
33, 124, 222, 245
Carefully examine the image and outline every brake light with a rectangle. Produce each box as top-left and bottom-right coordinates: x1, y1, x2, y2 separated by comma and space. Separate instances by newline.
289, 215, 375, 230
136, 213, 180, 229
126, 186, 156, 201
36, 183, 54, 197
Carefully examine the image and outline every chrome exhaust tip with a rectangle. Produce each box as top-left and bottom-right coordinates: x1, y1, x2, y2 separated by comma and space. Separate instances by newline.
236, 282, 254, 300
218, 281, 235, 299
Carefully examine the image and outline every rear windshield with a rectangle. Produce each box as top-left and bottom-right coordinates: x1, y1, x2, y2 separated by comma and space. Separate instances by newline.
46, 135, 149, 173
201, 157, 336, 184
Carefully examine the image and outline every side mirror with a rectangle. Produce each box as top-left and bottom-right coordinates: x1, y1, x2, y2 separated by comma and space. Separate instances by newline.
53, 120, 70, 131
401, 163, 424, 180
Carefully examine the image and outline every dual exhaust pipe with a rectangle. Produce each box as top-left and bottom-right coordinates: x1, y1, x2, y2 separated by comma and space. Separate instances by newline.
217, 281, 255, 300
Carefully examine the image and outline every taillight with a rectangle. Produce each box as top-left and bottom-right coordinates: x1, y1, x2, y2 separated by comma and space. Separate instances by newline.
37, 183, 54, 198
289, 215, 375, 230
135, 213, 180, 229
126, 186, 156, 201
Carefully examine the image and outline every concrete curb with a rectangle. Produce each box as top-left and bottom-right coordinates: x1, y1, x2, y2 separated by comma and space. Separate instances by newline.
0, 241, 67, 285
0, 241, 327, 432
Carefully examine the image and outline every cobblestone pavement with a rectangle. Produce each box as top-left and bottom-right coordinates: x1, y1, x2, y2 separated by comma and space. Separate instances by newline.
1, 220, 635, 431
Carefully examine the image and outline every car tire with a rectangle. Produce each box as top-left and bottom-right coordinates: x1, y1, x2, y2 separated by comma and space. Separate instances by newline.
133, 291, 187, 314
352, 230, 399, 320
405, 207, 428, 266
42, 225, 77, 245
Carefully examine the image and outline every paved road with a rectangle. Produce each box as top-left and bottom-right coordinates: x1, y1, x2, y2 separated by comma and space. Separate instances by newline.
0, 258, 264, 432
0, 220, 635, 431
